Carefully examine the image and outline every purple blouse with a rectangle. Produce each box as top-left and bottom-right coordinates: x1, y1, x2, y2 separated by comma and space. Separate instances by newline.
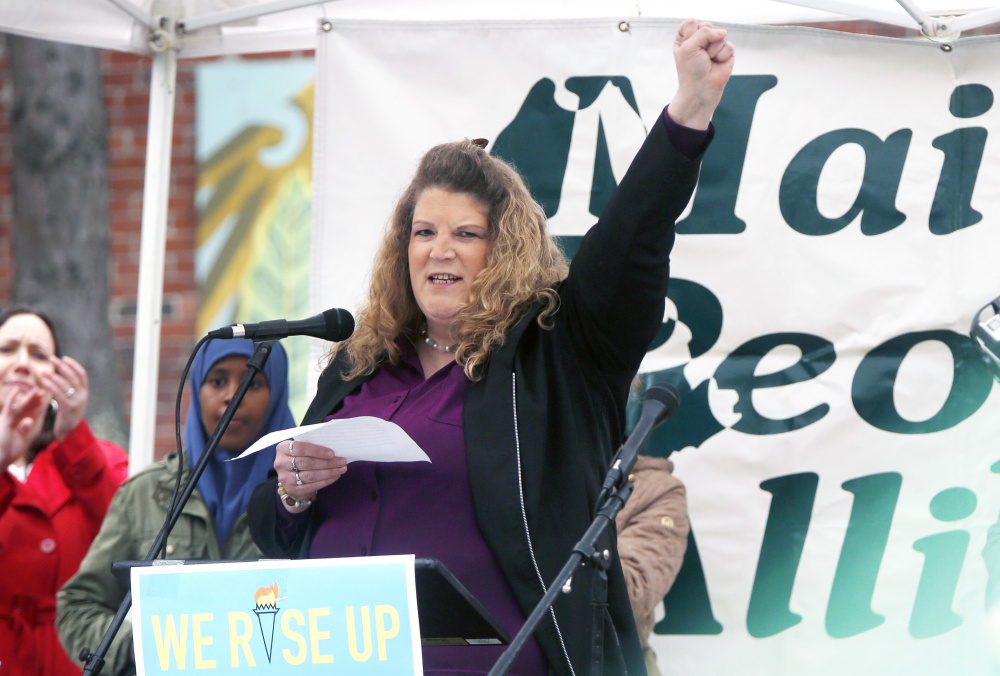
281, 338, 548, 675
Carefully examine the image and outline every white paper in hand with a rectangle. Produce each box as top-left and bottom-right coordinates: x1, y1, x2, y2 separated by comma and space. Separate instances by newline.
232, 416, 430, 464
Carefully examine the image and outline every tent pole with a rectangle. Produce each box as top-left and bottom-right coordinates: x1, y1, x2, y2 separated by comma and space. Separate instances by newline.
947, 7, 1000, 33
771, 0, 921, 30
127, 44, 177, 475
894, 0, 934, 33
105, 0, 157, 29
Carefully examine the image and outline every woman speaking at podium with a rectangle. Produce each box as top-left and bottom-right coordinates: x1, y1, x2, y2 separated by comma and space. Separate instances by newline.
249, 19, 734, 676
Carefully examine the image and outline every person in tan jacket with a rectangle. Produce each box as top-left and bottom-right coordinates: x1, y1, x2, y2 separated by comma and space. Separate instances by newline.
616, 454, 690, 676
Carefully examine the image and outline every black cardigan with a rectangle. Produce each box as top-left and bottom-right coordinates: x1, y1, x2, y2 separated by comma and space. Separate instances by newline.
248, 114, 705, 676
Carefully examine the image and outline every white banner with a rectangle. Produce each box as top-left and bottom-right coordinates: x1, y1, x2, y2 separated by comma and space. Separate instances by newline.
313, 20, 1000, 675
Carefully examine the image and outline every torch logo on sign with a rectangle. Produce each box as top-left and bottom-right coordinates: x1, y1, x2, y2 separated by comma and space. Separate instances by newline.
253, 582, 280, 662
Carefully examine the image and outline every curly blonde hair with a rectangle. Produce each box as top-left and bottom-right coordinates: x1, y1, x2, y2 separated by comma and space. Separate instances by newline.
331, 139, 569, 380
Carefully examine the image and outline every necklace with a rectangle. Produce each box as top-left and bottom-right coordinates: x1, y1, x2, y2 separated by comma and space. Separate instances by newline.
420, 326, 459, 353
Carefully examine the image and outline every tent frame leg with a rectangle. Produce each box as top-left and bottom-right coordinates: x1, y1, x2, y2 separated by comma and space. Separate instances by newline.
128, 38, 177, 474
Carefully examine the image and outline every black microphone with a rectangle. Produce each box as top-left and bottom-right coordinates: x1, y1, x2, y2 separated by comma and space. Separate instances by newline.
207, 308, 355, 342
598, 383, 681, 505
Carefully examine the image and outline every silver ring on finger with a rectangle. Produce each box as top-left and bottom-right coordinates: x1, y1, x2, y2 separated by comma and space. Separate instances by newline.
294, 470, 303, 486
65, 387, 76, 398
291, 457, 299, 473
288, 439, 295, 456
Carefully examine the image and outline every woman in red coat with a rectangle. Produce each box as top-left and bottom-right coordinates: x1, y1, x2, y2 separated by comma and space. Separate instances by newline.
0, 306, 128, 676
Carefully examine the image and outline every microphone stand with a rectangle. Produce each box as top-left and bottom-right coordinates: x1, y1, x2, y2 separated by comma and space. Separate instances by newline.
490, 385, 678, 676
487, 475, 635, 676
79, 340, 276, 676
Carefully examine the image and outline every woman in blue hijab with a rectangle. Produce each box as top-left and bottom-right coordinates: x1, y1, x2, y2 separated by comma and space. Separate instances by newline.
56, 339, 295, 674
184, 338, 296, 546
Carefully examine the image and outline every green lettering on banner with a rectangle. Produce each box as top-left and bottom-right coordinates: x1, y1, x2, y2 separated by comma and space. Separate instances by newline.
930, 128, 986, 234
930, 84, 993, 234
780, 128, 911, 236
911, 531, 970, 638
493, 75, 639, 221
564, 76, 640, 218
910, 487, 977, 638
826, 473, 902, 638
590, 117, 616, 218
714, 332, 836, 435
852, 330, 993, 433
677, 75, 778, 234
637, 279, 726, 455
747, 473, 818, 638
656, 529, 723, 635
491, 78, 575, 218
646, 279, 724, 357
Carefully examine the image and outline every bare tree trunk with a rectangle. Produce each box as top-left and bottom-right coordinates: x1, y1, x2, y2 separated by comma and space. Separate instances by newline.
7, 35, 127, 448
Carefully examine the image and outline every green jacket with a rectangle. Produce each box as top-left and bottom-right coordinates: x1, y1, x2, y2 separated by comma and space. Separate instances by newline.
56, 453, 261, 676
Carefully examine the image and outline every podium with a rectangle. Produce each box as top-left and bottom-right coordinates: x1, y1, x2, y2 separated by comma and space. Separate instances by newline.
411, 558, 510, 646
114, 556, 509, 650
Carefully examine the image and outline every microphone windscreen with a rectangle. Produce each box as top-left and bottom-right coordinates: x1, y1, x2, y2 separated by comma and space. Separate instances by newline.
644, 382, 681, 422
321, 308, 355, 342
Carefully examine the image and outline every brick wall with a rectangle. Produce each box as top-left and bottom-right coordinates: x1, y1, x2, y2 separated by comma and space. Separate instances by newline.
108, 49, 201, 461
0, 43, 202, 461
0, 40, 309, 462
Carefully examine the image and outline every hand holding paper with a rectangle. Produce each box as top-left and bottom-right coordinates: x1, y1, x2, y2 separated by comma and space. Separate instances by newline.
235, 416, 430, 464
236, 417, 430, 503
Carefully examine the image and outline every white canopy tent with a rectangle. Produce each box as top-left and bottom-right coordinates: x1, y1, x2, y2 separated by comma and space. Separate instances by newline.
5, 0, 999, 57
0, 0, 997, 472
